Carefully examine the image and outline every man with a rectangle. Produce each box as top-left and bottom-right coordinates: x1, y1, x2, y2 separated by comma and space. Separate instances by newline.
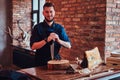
30, 2, 71, 66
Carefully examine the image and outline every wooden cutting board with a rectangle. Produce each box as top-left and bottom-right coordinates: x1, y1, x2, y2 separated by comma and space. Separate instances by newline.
47, 60, 70, 70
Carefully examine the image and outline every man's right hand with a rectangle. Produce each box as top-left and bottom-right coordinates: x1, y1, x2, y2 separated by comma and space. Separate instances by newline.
47, 33, 56, 42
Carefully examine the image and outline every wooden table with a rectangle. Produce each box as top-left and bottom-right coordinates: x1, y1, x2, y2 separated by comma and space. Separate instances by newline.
18, 65, 120, 80
19, 66, 83, 80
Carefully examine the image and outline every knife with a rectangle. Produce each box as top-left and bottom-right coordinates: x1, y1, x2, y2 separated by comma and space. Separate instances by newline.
50, 41, 54, 60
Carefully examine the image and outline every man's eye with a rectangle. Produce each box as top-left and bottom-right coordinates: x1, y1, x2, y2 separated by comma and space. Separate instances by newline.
50, 11, 53, 13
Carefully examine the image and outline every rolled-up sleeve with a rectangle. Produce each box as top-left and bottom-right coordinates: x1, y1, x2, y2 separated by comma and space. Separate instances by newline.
30, 26, 40, 47
60, 27, 70, 42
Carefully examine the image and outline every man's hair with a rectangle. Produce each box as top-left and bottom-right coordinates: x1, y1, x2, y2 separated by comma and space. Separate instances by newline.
43, 2, 55, 9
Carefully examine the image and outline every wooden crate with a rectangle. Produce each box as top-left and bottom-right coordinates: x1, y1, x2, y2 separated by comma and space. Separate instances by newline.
106, 57, 120, 69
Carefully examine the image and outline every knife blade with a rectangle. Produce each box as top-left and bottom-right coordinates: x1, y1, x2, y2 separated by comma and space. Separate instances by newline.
50, 41, 54, 60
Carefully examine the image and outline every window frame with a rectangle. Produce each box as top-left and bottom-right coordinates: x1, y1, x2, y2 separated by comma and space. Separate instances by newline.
31, 0, 45, 26
31, 0, 40, 26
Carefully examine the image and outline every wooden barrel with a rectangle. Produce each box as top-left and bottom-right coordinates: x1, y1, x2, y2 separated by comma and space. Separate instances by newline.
47, 60, 70, 70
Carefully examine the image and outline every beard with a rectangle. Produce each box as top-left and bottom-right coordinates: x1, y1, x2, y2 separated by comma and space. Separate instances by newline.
45, 17, 54, 22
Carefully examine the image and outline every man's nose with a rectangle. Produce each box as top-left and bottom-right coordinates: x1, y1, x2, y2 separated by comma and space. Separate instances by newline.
48, 12, 51, 16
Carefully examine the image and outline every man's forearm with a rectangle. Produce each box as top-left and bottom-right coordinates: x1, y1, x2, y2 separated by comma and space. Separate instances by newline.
58, 39, 71, 49
31, 40, 47, 50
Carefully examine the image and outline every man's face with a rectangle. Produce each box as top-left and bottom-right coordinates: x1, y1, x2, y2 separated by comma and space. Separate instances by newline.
43, 6, 55, 22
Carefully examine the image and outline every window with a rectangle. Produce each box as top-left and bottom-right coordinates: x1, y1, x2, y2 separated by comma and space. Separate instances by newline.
31, 0, 45, 26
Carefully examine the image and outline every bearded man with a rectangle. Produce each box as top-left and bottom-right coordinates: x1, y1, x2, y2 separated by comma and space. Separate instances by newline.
30, 2, 71, 66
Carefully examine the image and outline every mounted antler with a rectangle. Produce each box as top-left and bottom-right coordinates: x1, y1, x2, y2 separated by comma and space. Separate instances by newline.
4, 20, 31, 47
13, 20, 31, 47
6, 26, 24, 42
16, 20, 26, 40
0, 19, 35, 48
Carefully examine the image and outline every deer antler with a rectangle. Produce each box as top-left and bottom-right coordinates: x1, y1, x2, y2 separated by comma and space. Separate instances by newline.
26, 19, 36, 33
0, 19, 34, 47
17, 20, 26, 40
6, 26, 23, 42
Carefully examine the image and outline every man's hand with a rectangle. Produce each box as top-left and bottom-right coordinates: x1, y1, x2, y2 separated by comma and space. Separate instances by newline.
47, 33, 71, 48
47, 33, 60, 42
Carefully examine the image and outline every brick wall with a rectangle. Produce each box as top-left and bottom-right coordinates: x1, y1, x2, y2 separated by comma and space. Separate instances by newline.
47, 0, 106, 60
106, 0, 120, 58
12, 0, 31, 47
12, 0, 120, 62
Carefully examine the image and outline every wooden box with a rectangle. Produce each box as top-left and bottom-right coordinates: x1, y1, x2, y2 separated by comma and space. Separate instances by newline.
106, 57, 120, 69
